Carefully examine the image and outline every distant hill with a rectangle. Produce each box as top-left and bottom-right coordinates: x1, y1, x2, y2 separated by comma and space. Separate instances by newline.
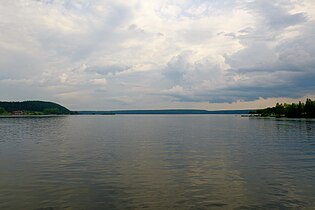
78, 109, 253, 115
0, 101, 72, 115
0, 101, 254, 116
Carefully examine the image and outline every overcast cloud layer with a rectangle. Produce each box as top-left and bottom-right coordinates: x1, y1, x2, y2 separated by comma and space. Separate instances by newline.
1, 0, 315, 110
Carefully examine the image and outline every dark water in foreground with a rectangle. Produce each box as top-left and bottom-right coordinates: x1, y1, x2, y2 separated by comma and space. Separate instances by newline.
0, 115, 315, 210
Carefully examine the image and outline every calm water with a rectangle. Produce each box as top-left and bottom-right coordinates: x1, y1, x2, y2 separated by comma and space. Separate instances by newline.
0, 115, 315, 210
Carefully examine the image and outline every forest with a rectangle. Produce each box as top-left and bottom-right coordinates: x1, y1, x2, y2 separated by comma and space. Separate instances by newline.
0, 101, 73, 115
251, 98, 315, 118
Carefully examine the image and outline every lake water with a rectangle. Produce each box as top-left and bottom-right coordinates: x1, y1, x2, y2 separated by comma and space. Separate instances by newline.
0, 115, 315, 209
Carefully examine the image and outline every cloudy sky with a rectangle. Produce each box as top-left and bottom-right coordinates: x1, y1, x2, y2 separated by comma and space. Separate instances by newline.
1, 0, 315, 110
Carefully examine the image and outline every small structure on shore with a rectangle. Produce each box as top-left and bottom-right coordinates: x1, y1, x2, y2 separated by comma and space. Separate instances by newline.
11, 110, 24, 115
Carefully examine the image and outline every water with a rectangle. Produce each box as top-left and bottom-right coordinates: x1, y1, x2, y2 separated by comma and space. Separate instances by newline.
0, 115, 315, 209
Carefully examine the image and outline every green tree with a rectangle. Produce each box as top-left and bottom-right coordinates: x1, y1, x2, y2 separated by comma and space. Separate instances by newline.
43, 108, 61, 115
305, 98, 315, 118
274, 103, 285, 117
0, 107, 7, 115
252, 98, 314, 118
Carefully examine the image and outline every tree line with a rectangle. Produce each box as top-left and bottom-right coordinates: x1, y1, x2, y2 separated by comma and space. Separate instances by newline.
251, 98, 315, 118
0, 101, 73, 115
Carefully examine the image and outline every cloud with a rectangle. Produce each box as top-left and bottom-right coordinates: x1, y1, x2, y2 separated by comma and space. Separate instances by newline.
85, 65, 130, 76
90, 78, 107, 86
247, 0, 307, 29
0, 0, 315, 109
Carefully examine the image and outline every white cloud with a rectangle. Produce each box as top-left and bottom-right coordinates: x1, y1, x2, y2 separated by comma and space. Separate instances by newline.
90, 78, 107, 86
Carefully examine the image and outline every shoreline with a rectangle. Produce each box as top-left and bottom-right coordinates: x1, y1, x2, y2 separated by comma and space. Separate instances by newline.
246, 116, 315, 121
0, 115, 68, 118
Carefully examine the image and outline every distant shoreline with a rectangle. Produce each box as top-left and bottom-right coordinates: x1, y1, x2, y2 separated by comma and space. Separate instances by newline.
77, 109, 253, 115
0, 115, 67, 118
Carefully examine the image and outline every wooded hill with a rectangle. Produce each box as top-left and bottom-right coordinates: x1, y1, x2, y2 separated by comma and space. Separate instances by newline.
0, 101, 72, 115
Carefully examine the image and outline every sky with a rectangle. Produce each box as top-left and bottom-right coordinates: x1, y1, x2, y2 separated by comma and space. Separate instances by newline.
1, 0, 315, 110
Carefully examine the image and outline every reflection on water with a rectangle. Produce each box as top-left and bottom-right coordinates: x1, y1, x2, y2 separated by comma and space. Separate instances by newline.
0, 115, 315, 209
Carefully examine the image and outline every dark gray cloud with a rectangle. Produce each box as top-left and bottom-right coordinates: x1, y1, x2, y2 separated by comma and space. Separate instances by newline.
247, 0, 307, 29
162, 52, 191, 84
86, 65, 130, 76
